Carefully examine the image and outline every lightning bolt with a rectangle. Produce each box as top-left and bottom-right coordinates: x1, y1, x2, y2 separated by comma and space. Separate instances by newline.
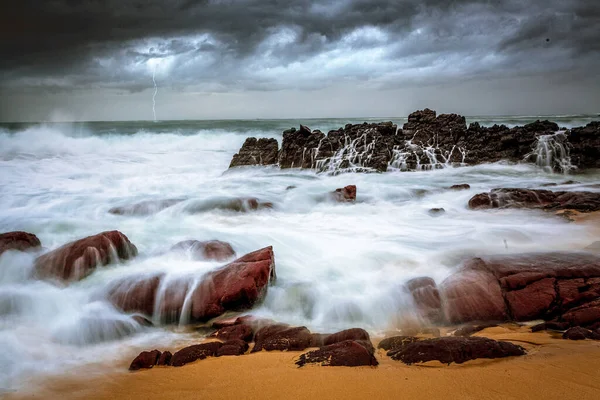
152, 63, 158, 122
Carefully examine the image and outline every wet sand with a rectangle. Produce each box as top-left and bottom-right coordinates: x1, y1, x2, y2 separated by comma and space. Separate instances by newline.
8, 325, 600, 400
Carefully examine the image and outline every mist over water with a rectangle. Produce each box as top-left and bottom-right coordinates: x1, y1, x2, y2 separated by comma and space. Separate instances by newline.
0, 117, 599, 392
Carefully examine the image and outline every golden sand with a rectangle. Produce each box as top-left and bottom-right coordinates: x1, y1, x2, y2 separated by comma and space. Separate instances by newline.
7, 325, 600, 400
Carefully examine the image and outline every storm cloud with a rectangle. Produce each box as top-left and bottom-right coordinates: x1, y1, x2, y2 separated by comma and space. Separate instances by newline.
1, 0, 599, 121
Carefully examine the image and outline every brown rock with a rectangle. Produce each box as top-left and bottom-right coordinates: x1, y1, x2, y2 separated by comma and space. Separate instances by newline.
171, 240, 236, 261
156, 351, 172, 366
209, 324, 253, 342
449, 184, 470, 191
129, 350, 161, 370
216, 339, 249, 356
252, 325, 313, 352
229, 137, 279, 168
468, 188, 600, 213
453, 323, 498, 337
35, 231, 137, 282
377, 336, 419, 352
331, 185, 357, 202
562, 327, 600, 340
171, 342, 222, 367
505, 278, 556, 321
107, 274, 163, 317
531, 321, 570, 332
0, 231, 41, 255
406, 277, 442, 322
562, 299, 600, 326
390, 337, 525, 365
296, 340, 378, 367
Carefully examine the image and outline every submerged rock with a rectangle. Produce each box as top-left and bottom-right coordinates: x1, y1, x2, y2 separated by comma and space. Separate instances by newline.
34, 231, 137, 282
428, 208, 445, 216
229, 137, 279, 168
107, 246, 276, 323
390, 337, 525, 365
331, 185, 357, 202
296, 340, 378, 367
171, 240, 235, 261
184, 197, 274, 213
0, 231, 41, 255
468, 188, 600, 212
449, 184, 470, 191
108, 199, 183, 216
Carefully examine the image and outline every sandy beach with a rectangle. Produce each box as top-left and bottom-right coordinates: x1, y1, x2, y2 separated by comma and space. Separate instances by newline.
7, 324, 600, 400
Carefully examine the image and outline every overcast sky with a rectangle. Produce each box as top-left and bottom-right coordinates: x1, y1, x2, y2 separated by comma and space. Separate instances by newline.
1, 0, 599, 121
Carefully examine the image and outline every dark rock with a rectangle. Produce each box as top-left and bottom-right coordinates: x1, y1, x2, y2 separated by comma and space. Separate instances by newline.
171, 240, 235, 261
530, 321, 570, 332
156, 351, 172, 366
428, 208, 445, 216
299, 125, 312, 135
324, 328, 373, 353
209, 324, 253, 342
562, 326, 600, 340
108, 199, 183, 216
453, 323, 498, 337
468, 188, 600, 213
217, 339, 249, 356
0, 231, 41, 255
390, 337, 525, 365
129, 349, 161, 370
377, 336, 419, 352
107, 247, 276, 323
252, 325, 313, 352
331, 185, 357, 202
449, 184, 470, 191
569, 121, 600, 170
296, 340, 379, 367
229, 138, 279, 168
171, 342, 222, 367
35, 231, 137, 282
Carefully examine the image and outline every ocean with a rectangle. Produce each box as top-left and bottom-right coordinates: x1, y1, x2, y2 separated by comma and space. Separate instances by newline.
1, 115, 599, 392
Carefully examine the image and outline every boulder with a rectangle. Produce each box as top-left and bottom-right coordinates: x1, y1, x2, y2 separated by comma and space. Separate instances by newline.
389, 337, 525, 365
0, 231, 41, 255
216, 339, 249, 356
170, 240, 235, 261
569, 121, 600, 170
209, 324, 253, 342
562, 326, 600, 340
156, 351, 172, 366
324, 328, 374, 353
129, 350, 161, 370
170, 342, 222, 367
229, 138, 279, 168
331, 185, 357, 202
108, 199, 183, 216
468, 188, 600, 213
107, 247, 276, 323
35, 231, 137, 282
296, 340, 378, 367
251, 325, 313, 352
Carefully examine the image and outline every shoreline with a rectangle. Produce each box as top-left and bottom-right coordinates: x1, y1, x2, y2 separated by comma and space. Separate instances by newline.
7, 325, 600, 400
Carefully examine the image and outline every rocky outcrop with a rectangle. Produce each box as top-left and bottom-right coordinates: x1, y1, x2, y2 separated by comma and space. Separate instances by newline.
0, 231, 41, 255
34, 231, 137, 282
469, 188, 600, 212
171, 240, 235, 261
108, 199, 183, 216
440, 252, 600, 327
228, 109, 599, 174
331, 185, 357, 202
296, 340, 378, 367
388, 337, 525, 365
107, 246, 276, 323
229, 138, 279, 168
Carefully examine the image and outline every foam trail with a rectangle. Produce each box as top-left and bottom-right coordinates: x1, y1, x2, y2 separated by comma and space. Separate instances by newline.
152, 63, 158, 122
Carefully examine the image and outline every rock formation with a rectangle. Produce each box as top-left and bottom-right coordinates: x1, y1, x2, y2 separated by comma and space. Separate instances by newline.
0, 231, 41, 256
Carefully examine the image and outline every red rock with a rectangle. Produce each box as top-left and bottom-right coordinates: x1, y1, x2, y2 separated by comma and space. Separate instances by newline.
331, 185, 357, 202
129, 349, 161, 370
251, 325, 313, 352
216, 339, 249, 356
106, 247, 275, 324
0, 231, 41, 255
323, 328, 373, 353
171, 240, 235, 261
390, 337, 525, 365
209, 324, 253, 342
505, 278, 556, 321
296, 340, 378, 367
170, 342, 222, 367
562, 299, 600, 326
156, 350, 172, 366
35, 231, 137, 282
563, 327, 600, 340
377, 336, 419, 352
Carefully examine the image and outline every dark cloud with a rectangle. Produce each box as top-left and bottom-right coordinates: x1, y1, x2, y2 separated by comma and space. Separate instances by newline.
0, 0, 599, 120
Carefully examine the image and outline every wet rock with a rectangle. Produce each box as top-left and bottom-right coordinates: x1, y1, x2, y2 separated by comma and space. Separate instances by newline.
468, 188, 600, 213
209, 324, 253, 342
0, 231, 41, 255
171, 240, 235, 261
108, 199, 183, 216
35, 231, 138, 282
428, 208, 445, 216
217, 339, 249, 356
171, 342, 222, 367
390, 337, 525, 365
331, 185, 357, 202
129, 349, 161, 370
562, 326, 600, 340
107, 246, 276, 323
449, 184, 470, 191
406, 277, 442, 322
185, 197, 274, 213
377, 336, 420, 352
251, 325, 313, 352
569, 121, 600, 170
229, 137, 279, 168
530, 321, 571, 332
296, 340, 378, 367
324, 328, 374, 353
156, 351, 172, 366
453, 323, 498, 337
